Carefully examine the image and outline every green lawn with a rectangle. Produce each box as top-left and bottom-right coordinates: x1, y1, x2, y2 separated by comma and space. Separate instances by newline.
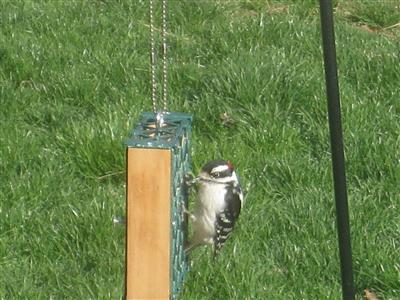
1, 1, 399, 299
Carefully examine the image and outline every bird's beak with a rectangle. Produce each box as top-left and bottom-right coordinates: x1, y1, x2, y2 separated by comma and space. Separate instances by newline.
190, 176, 200, 185
184, 172, 200, 187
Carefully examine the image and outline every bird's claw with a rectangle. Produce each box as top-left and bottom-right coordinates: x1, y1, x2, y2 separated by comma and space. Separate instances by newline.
180, 201, 196, 221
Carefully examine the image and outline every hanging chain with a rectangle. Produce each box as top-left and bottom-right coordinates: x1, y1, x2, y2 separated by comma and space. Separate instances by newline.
149, 0, 169, 122
161, 0, 168, 112
149, 0, 158, 115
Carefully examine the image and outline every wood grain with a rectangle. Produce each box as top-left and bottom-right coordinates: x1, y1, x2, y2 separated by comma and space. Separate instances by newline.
126, 148, 171, 300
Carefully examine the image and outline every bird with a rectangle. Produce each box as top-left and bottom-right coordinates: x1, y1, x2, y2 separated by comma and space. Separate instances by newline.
184, 159, 244, 257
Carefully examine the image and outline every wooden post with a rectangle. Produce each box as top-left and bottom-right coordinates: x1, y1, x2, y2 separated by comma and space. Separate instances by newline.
125, 148, 172, 300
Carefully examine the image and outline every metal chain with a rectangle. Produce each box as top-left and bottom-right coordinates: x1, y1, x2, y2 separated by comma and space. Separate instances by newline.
149, 0, 169, 119
149, 0, 157, 115
161, 0, 168, 112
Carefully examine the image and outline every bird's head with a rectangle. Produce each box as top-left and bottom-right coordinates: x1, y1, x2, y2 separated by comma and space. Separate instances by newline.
198, 159, 238, 184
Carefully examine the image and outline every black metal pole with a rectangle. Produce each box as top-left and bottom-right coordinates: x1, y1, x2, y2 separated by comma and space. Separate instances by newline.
318, 1, 355, 300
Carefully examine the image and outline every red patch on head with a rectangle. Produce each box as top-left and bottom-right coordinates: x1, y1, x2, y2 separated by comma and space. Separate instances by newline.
227, 160, 234, 170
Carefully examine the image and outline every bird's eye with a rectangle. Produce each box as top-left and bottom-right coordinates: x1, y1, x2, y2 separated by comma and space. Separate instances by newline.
211, 172, 220, 178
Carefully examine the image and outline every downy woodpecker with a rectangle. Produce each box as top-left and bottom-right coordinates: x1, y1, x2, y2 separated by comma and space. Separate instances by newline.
185, 160, 243, 256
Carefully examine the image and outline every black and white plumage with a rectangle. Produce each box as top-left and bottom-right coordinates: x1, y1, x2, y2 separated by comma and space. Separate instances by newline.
185, 160, 243, 256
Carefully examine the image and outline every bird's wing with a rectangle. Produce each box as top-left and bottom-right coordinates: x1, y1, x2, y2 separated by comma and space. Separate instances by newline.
214, 184, 242, 256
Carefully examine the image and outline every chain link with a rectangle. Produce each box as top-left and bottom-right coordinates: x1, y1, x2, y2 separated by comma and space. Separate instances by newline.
161, 0, 168, 112
149, 0, 157, 114
149, 0, 169, 119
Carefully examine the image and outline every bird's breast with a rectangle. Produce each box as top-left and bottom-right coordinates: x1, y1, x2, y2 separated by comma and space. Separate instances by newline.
197, 183, 227, 213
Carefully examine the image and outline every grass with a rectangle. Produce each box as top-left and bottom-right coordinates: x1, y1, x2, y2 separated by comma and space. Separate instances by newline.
0, 0, 399, 299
